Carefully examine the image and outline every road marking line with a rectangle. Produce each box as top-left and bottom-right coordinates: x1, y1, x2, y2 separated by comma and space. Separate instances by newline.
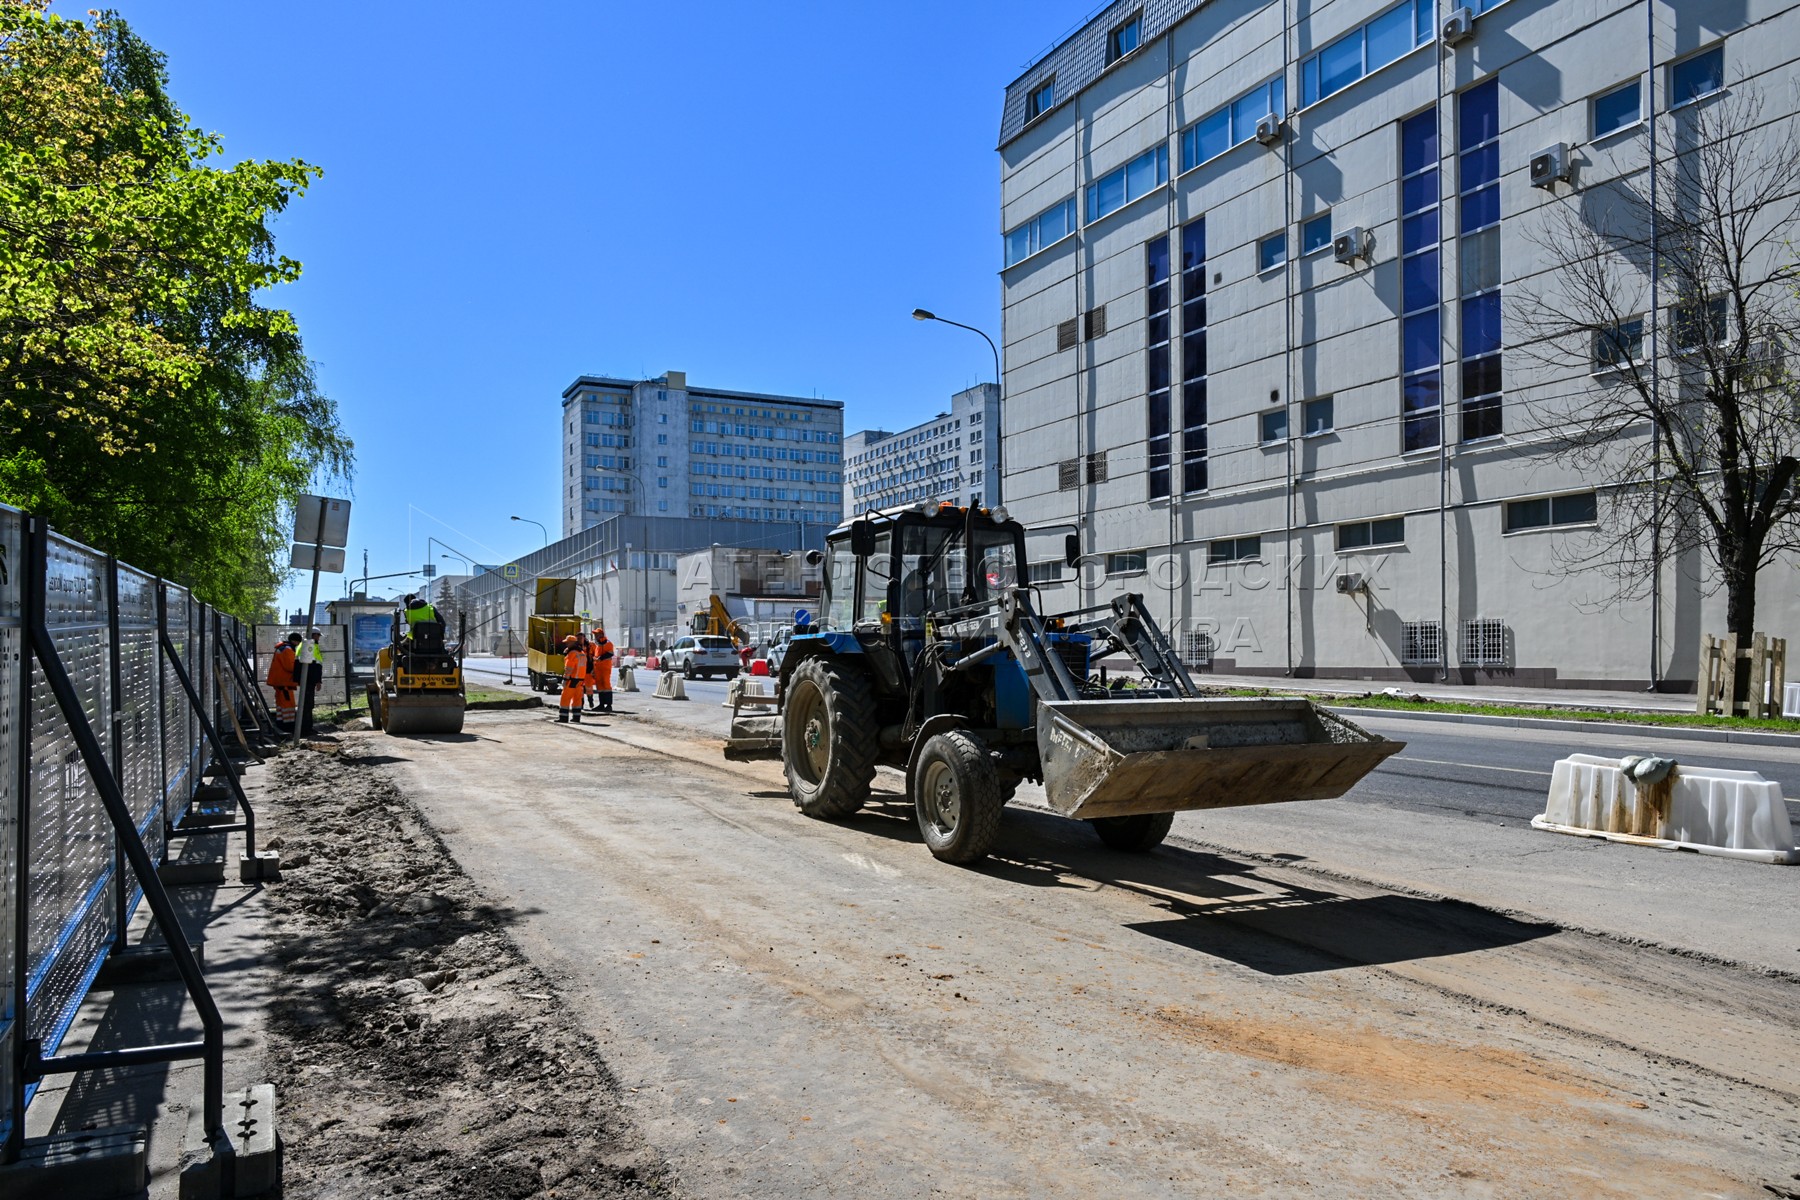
1396, 756, 1552, 777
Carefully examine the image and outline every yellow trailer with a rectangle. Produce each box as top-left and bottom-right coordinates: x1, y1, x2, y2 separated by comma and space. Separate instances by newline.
525, 578, 583, 693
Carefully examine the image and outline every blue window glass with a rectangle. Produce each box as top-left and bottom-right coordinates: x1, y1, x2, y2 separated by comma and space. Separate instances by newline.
1126, 146, 1163, 200
1670, 46, 1723, 106
1028, 79, 1055, 121
1183, 381, 1207, 428
1259, 232, 1287, 272
1109, 15, 1141, 62
1460, 142, 1498, 190
1318, 33, 1363, 99
1403, 408, 1440, 453
1232, 89, 1267, 142
1366, 3, 1413, 70
1404, 373, 1439, 413
1460, 182, 1499, 233
1415, 0, 1434, 43
1462, 291, 1501, 358
1402, 110, 1437, 173
1403, 311, 1439, 372
1593, 81, 1641, 136
1402, 210, 1438, 253
1181, 219, 1206, 273
1302, 57, 1320, 107
1088, 169, 1126, 222
1184, 108, 1230, 169
1006, 226, 1033, 266
1302, 213, 1333, 255
1462, 355, 1502, 401
1182, 332, 1206, 379
1402, 169, 1438, 215
1402, 252, 1439, 312
1458, 79, 1500, 148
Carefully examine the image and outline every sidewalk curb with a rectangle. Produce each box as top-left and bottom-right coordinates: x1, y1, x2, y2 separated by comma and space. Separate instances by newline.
1325, 704, 1800, 747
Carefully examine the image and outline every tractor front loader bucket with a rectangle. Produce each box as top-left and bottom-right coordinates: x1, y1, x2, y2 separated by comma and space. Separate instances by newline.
1035, 697, 1402, 819
381, 692, 466, 736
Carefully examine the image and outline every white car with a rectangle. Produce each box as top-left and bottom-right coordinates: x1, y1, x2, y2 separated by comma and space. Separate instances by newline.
664, 635, 739, 680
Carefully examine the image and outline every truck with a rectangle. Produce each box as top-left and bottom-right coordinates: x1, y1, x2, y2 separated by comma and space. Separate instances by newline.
524, 577, 584, 694
726, 502, 1403, 864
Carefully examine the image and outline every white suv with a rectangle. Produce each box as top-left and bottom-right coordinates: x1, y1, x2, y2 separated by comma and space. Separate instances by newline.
665, 635, 739, 680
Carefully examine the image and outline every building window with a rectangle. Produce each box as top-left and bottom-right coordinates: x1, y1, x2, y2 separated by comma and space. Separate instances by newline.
1180, 219, 1208, 494
1673, 295, 1728, 351
1594, 317, 1645, 371
1146, 235, 1173, 499
1179, 75, 1285, 171
1669, 45, 1724, 108
1258, 232, 1287, 272
1027, 77, 1055, 121
1592, 80, 1641, 137
1005, 196, 1077, 266
1107, 13, 1142, 64
1304, 395, 1335, 435
1301, 213, 1333, 256
1505, 491, 1598, 532
1106, 550, 1147, 575
1459, 79, 1503, 442
585, 432, 600, 447
1208, 535, 1262, 564
1086, 145, 1168, 224
1301, 0, 1433, 108
1027, 561, 1065, 584
1260, 409, 1288, 443
1338, 516, 1406, 550
1399, 107, 1441, 452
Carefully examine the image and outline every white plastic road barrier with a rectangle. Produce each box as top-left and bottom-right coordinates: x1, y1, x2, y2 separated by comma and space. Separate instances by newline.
1534, 753, 1799, 864
1783, 682, 1800, 719
618, 664, 638, 692
653, 671, 688, 701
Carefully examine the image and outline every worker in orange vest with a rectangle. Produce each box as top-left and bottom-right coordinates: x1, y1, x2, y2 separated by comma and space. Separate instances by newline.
558, 634, 589, 723
266, 631, 301, 731
587, 624, 615, 712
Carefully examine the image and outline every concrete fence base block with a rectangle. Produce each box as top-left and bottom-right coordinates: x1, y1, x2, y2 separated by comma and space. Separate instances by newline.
1535, 753, 1800, 864
96, 939, 206, 986
159, 858, 228, 887
179, 1084, 281, 1199
0, 1126, 147, 1199
239, 850, 281, 883
654, 672, 689, 701
618, 664, 639, 692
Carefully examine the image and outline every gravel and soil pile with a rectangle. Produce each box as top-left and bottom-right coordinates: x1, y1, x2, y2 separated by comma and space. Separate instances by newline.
252, 738, 676, 1198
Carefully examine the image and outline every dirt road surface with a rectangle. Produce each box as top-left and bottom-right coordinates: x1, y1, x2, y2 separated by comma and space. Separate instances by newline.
269, 706, 1800, 1198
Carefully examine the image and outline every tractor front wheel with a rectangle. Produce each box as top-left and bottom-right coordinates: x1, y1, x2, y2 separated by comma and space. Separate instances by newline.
783, 657, 879, 819
914, 730, 1005, 864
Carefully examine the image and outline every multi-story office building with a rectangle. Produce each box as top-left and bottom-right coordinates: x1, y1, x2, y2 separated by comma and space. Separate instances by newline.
843, 383, 1001, 515
999, 0, 1800, 688
559, 371, 846, 539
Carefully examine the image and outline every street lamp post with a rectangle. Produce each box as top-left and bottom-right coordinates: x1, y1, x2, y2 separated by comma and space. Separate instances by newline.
509, 514, 549, 546
913, 307, 1003, 506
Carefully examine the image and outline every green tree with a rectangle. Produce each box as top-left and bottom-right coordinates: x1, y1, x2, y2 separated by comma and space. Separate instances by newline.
0, 2, 351, 615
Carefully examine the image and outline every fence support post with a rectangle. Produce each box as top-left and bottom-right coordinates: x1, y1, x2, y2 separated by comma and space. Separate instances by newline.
13, 516, 226, 1150
157, 585, 257, 859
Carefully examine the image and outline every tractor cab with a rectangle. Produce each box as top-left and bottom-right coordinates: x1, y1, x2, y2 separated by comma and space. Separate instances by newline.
820, 502, 1026, 631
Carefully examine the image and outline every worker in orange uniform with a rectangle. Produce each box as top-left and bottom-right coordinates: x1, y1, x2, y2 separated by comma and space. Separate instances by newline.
266, 631, 301, 731
587, 624, 615, 712
558, 634, 589, 724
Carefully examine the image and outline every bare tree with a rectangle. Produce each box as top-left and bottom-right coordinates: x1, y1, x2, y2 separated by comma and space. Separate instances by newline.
1509, 92, 1800, 651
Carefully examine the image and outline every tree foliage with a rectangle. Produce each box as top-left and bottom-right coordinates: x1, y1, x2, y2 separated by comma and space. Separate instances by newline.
1510, 93, 1800, 650
0, 2, 351, 616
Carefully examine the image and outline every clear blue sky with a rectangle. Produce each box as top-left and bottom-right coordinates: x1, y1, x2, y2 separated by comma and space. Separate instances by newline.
64, 1, 1096, 616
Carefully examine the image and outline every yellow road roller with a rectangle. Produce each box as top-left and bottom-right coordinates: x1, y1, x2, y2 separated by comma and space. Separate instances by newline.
368, 610, 466, 736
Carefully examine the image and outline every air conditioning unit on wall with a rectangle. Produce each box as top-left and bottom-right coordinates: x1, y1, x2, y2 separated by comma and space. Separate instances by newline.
1254, 113, 1284, 146
1441, 7, 1475, 45
1333, 226, 1372, 264
1530, 143, 1571, 188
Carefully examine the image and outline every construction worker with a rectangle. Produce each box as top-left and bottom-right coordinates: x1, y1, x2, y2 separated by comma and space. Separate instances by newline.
403, 593, 441, 626
587, 624, 615, 712
266, 632, 301, 731
296, 627, 324, 736
558, 634, 588, 723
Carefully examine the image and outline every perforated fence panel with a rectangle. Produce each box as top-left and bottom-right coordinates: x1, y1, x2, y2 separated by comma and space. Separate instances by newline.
0, 506, 241, 1150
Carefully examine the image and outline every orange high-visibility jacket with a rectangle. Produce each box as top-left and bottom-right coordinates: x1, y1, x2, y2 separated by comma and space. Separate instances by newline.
563, 648, 588, 681
266, 643, 297, 689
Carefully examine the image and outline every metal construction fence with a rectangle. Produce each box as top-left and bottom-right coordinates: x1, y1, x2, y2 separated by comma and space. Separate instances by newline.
1, 504, 268, 1161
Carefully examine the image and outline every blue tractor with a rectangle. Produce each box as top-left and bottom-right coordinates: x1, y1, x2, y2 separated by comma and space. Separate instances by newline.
727, 503, 1401, 864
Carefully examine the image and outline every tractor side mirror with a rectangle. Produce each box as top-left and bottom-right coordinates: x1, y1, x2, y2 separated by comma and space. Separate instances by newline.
1064, 534, 1081, 569
849, 522, 875, 557
804, 549, 824, 567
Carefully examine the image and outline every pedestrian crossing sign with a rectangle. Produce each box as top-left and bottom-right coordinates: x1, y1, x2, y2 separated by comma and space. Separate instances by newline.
503, 563, 520, 580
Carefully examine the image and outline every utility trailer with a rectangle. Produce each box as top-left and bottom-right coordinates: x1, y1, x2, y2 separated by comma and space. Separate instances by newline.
726, 503, 1403, 863
524, 577, 583, 693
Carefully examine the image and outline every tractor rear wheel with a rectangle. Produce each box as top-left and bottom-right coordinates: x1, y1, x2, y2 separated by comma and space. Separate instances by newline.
1088, 812, 1175, 852
914, 730, 1004, 864
783, 657, 878, 819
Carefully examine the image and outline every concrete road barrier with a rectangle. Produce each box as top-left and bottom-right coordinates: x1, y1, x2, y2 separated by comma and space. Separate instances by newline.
654, 671, 688, 701
1534, 753, 1799, 864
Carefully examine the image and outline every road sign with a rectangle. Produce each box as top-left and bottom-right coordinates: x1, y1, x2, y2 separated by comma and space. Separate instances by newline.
292, 495, 351, 547
422, 563, 436, 578
289, 544, 345, 572
581, 610, 591, 619
500, 617, 510, 632
503, 563, 521, 580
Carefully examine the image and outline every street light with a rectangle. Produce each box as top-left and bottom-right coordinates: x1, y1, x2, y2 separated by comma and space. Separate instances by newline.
912, 307, 1003, 505
511, 518, 550, 550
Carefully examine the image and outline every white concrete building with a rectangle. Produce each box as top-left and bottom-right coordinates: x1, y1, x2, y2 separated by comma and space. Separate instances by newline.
559, 371, 845, 541
999, 0, 1800, 689
843, 384, 1001, 515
